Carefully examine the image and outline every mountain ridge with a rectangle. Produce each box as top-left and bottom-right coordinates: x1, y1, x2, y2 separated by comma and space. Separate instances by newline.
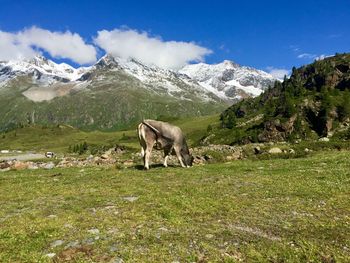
0, 54, 276, 131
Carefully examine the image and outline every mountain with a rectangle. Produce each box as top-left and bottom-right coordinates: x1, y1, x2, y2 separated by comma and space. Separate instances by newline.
214, 53, 350, 144
0, 55, 275, 131
179, 60, 276, 102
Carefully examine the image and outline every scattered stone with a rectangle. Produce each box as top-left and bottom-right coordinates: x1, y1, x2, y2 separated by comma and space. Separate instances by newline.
0, 161, 11, 169
50, 240, 64, 248
47, 214, 57, 219
104, 205, 116, 210
254, 146, 262, 154
82, 237, 95, 245
13, 161, 29, 170
64, 241, 80, 249
204, 154, 213, 161
110, 244, 118, 252
27, 162, 39, 169
289, 149, 295, 154
112, 257, 124, 263
43, 162, 55, 169
268, 147, 282, 154
122, 196, 139, 202
87, 228, 100, 235
123, 160, 134, 167
100, 154, 109, 160
45, 253, 56, 258
193, 155, 206, 165
319, 137, 330, 142
205, 234, 214, 239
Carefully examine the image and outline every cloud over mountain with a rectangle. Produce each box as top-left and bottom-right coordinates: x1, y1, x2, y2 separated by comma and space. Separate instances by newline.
0, 27, 97, 64
94, 28, 212, 70
266, 67, 290, 80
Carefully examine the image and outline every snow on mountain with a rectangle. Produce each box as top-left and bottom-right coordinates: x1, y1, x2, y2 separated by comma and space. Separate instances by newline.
0, 56, 89, 86
0, 54, 276, 103
179, 60, 276, 101
81, 54, 217, 101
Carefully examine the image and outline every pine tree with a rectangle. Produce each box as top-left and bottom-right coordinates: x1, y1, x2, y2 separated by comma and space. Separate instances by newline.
339, 90, 350, 121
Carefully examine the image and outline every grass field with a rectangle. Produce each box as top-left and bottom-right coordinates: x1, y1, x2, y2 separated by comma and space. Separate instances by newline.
0, 115, 219, 154
1, 150, 349, 262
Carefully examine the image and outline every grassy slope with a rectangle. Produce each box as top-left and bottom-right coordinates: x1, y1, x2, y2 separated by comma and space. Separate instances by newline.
0, 115, 220, 153
0, 151, 349, 262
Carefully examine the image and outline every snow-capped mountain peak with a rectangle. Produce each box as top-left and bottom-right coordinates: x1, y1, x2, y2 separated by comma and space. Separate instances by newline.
179, 60, 276, 101
0, 55, 88, 84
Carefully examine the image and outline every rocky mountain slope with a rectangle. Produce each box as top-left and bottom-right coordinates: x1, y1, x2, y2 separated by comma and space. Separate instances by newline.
0, 55, 275, 131
216, 53, 350, 144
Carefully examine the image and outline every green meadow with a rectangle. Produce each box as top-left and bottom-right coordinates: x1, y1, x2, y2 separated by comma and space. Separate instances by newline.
0, 150, 349, 262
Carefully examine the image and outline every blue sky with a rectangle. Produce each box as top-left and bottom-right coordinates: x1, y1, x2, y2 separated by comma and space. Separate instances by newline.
0, 0, 349, 76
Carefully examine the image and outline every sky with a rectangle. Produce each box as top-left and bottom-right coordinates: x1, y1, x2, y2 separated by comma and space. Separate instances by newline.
0, 0, 349, 78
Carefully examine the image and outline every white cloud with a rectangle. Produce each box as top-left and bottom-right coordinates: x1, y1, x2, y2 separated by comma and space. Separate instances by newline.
0, 31, 37, 61
266, 67, 290, 80
94, 28, 212, 70
297, 53, 316, 59
0, 27, 97, 64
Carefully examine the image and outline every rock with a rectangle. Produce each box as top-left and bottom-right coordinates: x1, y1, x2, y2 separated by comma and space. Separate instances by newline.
13, 161, 29, 170
50, 240, 64, 248
193, 155, 206, 165
82, 237, 95, 245
0, 161, 10, 170
122, 196, 139, 202
268, 147, 282, 154
43, 162, 55, 169
254, 146, 262, 154
110, 244, 118, 252
112, 257, 124, 263
304, 148, 311, 153
204, 154, 213, 161
289, 149, 295, 154
319, 137, 330, 142
45, 253, 56, 258
27, 162, 39, 170
100, 154, 109, 160
123, 160, 134, 167
87, 228, 100, 235
64, 241, 80, 249
205, 234, 214, 239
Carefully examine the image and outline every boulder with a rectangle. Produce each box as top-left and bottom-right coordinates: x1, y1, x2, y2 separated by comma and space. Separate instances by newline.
43, 162, 55, 169
319, 137, 330, 142
13, 161, 29, 170
254, 146, 262, 154
0, 161, 11, 170
268, 147, 283, 154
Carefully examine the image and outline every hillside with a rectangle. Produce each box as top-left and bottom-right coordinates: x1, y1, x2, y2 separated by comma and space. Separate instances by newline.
214, 53, 350, 144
